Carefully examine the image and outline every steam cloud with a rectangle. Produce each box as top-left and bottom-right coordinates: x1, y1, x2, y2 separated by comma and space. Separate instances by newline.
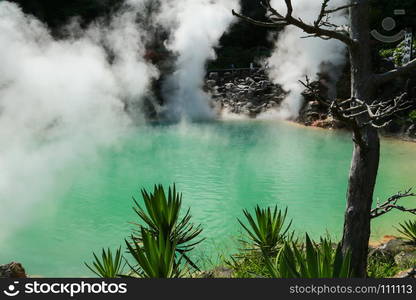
0, 1, 157, 241
0, 0, 240, 241
158, 0, 240, 121
261, 0, 348, 119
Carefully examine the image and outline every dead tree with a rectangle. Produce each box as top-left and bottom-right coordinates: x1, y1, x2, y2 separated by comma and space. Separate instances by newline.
233, 0, 416, 277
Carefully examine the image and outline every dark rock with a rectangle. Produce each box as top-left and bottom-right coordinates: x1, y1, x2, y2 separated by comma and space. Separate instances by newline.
205, 68, 286, 118
394, 251, 416, 268
0, 262, 27, 278
405, 124, 416, 138
206, 80, 216, 88
224, 83, 234, 90
208, 72, 219, 80
245, 77, 255, 85
381, 238, 416, 256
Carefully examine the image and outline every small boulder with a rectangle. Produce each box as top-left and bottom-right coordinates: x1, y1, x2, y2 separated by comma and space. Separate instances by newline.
245, 77, 255, 85
405, 124, 416, 139
381, 238, 416, 256
206, 80, 216, 88
208, 72, 219, 80
224, 83, 234, 90
394, 251, 416, 268
0, 262, 27, 278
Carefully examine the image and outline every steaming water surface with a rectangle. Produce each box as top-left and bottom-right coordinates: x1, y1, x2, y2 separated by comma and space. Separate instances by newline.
2, 120, 416, 277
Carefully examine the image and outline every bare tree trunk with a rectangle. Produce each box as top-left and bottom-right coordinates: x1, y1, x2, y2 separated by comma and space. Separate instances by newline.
342, 129, 379, 277
341, 0, 379, 277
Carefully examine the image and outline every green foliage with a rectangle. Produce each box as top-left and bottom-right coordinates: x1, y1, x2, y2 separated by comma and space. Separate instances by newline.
264, 234, 353, 278
379, 48, 395, 59
132, 184, 204, 269
409, 110, 416, 122
86, 184, 203, 278
225, 250, 270, 278
367, 256, 400, 278
397, 220, 416, 244
238, 206, 293, 256
85, 247, 124, 278
125, 229, 182, 278
378, 40, 416, 66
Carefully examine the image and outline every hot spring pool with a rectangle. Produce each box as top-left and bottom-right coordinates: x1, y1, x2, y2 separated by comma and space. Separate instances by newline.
2, 120, 416, 276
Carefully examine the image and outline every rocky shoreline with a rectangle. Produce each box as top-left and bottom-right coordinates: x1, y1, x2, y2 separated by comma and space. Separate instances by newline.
3, 235, 414, 278
205, 70, 416, 142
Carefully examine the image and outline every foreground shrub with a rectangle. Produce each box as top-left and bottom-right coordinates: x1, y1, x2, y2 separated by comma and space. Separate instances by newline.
367, 256, 401, 278
225, 250, 270, 278
126, 229, 182, 278
85, 247, 124, 278
86, 184, 203, 278
238, 206, 292, 256
264, 234, 352, 278
397, 220, 416, 244
132, 184, 204, 270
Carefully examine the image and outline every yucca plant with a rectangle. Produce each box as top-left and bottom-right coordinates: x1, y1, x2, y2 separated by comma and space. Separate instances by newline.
397, 220, 416, 244
85, 247, 125, 278
132, 184, 204, 268
264, 234, 352, 278
125, 228, 183, 278
238, 206, 293, 256
85, 184, 203, 278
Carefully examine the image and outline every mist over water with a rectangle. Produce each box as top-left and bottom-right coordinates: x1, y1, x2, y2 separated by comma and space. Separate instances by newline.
0, 1, 159, 241
0, 1, 415, 277
1, 121, 415, 276
0, 0, 239, 241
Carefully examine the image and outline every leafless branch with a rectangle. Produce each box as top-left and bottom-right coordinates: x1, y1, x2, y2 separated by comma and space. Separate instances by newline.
325, 3, 357, 14
298, 76, 331, 106
315, 0, 355, 28
370, 188, 416, 219
330, 93, 414, 128
232, 0, 356, 47
299, 76, 415, 147
298, 76, 368, 147
315, 0, 331, 27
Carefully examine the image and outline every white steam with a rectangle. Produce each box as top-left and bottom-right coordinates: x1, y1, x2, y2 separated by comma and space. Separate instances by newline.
0, 1, 157, 241
157, 0, 240, 121
0, 0, 242, 241
261, 0, 348, 119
